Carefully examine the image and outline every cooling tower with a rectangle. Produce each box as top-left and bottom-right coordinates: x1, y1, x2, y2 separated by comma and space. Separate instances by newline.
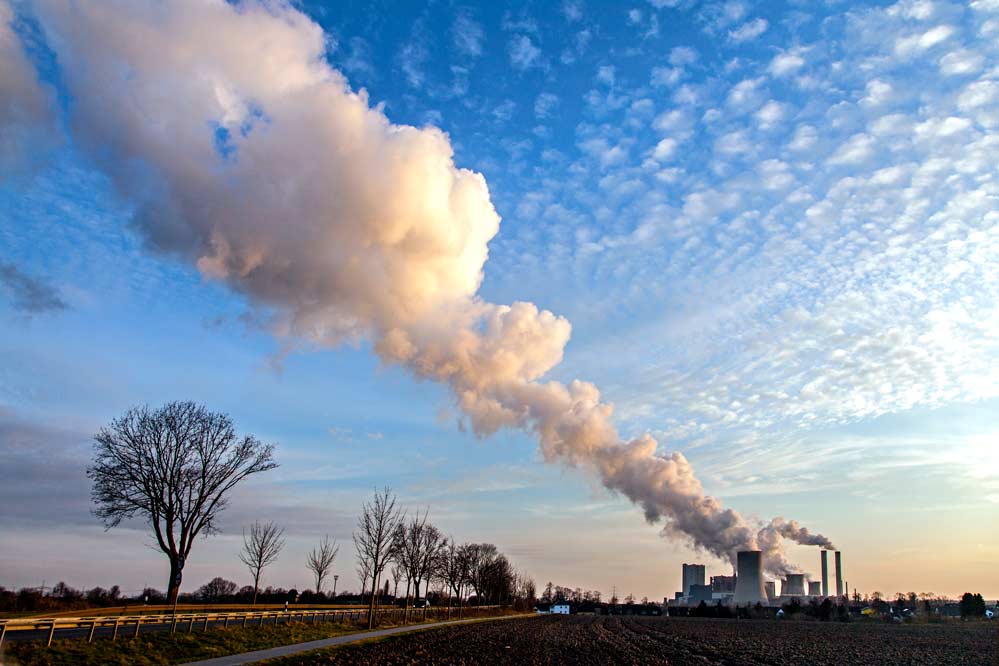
782, 574, 806, 596
765, 581, 776, 602
808, 581, 821, 596
733, 550, 767, 605
835, 551, 843, 597
821, 550, 829, 597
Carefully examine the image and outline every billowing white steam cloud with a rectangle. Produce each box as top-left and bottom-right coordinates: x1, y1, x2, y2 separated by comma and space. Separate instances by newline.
11, 0, 832, 574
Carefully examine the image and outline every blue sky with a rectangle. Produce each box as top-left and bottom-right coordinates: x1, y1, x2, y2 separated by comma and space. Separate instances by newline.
1, 0, 997, 601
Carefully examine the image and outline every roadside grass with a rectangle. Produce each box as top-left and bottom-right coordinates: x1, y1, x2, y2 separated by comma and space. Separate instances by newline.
3, 620, 370, 666
1, 609, 520, 666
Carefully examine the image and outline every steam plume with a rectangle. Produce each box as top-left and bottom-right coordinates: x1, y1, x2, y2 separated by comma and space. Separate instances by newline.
12, 0, 833, 574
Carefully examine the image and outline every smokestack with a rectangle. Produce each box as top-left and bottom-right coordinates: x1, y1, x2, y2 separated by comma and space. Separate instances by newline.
821, 550, 829, 597
835, 551, 843, 598
733, 550, 768, 605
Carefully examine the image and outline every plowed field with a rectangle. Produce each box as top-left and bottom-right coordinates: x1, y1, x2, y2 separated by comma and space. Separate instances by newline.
264, 614, 996, 665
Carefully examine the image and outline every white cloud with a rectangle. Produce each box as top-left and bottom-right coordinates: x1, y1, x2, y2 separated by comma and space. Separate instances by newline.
452, 13, 484, 57
508, 34, 544, 70
894, 24, 955, 56
597, 65, 616, 86
651, 138, 678, 162
827, 133, 875, 165
860, 79, 893, 106
729, 17, 768, 42
769, 51, 805, 76
938, 49, 984, 76
534, 92, 559, 118
755, 100, 785, 128
669, 46, 699, 67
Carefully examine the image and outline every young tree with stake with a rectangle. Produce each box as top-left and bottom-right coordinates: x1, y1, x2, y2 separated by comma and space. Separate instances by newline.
353, 487, 403, 628
306, 535, 339, 596
239, 521, 285, 605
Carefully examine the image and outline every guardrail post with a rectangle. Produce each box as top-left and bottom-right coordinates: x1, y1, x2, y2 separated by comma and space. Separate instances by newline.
112, 618, 120, 642
134, 617, 141, 638
46, 621, 57, 647
187, 616, 194, 633
171, 613, 178, 634
203, 615, 210, 631
224, 614, 230, 628
87, 621, 97, 643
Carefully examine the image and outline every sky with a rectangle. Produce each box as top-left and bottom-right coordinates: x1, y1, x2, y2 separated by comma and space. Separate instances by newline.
0, 0, 997, 602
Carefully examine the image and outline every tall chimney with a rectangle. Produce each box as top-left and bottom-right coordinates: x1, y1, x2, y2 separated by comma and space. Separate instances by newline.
835, 551, 843, 598
733, 550, 768, 605
821, 550, 829, 597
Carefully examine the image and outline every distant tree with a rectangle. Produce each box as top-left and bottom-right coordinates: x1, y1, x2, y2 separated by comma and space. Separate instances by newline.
306, 535, 339, 595
542, 581, 554, 603
390, 565, 404, 600
960, 592, 986, 618
239, 521, 285, 605
439, 540, 472, 607
197, 577, 237, 602
465, 543, 499, 603
392, 511, 445, 602
51, 582, 82, 602
86, 586, 120, 605
141, 587, 166, 604
89, 401, 277, 604
353, 487, 403, 628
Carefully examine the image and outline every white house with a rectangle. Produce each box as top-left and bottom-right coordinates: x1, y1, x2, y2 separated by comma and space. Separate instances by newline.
552, 603, 571, 615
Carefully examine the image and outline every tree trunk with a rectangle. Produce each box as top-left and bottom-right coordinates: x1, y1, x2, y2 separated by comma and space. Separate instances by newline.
252, 569, 261, 605
367, 573, 378, 629
167, 559, 182, 606
403, 579, 411, 624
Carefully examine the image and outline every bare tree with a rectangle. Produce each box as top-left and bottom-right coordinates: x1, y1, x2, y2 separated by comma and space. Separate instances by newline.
353, 487, 403, 628
465, 543, 498, 604
390, 565, 404, 599
392, 510, 446, 604
89, 401, 277, 604
440, 539, 472, 609
306, 535, 339, 595
238, 521, 285, 604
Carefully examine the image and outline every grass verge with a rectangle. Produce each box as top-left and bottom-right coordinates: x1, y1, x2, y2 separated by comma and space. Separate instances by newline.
1, 609, 518, 666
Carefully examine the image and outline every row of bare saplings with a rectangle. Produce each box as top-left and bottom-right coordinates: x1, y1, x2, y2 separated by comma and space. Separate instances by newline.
322, 487, 535, 628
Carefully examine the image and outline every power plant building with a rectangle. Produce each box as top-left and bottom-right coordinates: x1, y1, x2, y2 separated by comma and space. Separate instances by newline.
682, 563, 706, 597
711, 575, 736, 594
808, 581, 821, 596
688, 584, 713, 605
732, 550, 768, 605
765, 581, 776, 602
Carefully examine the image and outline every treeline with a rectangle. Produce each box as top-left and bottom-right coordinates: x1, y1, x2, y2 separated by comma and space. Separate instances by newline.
1, 488, 537, 616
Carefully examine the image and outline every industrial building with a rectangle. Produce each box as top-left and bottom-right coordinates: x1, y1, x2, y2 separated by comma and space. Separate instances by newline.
682, 563, 705, 597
